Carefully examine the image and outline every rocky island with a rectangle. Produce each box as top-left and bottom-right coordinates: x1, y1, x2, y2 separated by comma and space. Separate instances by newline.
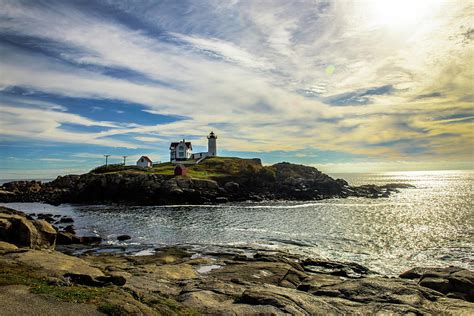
0, 157, 413, 205
0, 206, 472, 315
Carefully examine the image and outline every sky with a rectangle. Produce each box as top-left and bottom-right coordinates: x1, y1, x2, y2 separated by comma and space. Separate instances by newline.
0, 0, 473, 179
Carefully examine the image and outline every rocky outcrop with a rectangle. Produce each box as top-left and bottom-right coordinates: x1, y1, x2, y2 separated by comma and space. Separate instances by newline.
5, 249, 105, 278
0, 162, 414, 205
400, 266, 474, 302
76, 247, 474, 315
0, 207, 56, 249
0, 207, 102, 248
117, 235, 131, 241
0, 205, 472, 315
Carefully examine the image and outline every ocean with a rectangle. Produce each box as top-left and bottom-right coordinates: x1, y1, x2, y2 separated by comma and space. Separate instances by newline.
2, 170, 472, 276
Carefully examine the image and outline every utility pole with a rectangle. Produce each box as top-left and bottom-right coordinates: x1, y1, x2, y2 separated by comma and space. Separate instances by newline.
122, 155, 127, 166
104, 155, 110, 167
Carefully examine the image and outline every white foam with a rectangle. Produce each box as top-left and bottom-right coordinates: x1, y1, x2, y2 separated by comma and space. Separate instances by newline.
133, 249, 155, 256
196, 264, 222, 274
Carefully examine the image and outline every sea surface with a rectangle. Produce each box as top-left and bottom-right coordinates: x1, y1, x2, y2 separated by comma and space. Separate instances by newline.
2, 170, 473, 275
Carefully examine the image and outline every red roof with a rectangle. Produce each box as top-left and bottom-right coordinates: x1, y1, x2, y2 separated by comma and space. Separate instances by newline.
139, 156, 152, 163
169, 141, 192, 150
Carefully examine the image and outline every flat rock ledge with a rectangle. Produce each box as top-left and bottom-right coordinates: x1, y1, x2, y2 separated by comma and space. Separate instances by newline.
0, 207, 472, 315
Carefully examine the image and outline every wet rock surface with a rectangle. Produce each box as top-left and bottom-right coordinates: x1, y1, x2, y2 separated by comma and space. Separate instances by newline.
1, 206, 471, 315
0, 207, 101, 248
0, 207, 57, 249
74, 247, 474, 315
400, 266, 474, 302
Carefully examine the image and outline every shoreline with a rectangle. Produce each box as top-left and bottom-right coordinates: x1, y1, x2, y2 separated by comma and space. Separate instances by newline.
1, 206, 473, 315
2, 199, 472, 277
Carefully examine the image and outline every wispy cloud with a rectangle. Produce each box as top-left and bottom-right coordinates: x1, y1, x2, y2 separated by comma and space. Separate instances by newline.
0, 0, 472, 174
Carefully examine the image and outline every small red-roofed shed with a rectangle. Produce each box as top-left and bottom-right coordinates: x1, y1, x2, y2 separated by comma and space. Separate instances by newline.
174, 164, 187, 176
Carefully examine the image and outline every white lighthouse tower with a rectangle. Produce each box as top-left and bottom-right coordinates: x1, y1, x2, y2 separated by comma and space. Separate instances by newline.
207, 131, 217, 156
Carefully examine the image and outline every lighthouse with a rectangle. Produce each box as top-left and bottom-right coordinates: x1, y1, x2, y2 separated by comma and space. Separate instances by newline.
207, 131, 217, 156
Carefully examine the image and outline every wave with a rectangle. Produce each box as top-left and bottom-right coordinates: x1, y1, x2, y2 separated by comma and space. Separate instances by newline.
267, 238, 314, 247
243, 202, 411, 209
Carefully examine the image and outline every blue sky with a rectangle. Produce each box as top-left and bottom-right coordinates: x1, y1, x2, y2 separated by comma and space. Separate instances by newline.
0, 0, 473, 179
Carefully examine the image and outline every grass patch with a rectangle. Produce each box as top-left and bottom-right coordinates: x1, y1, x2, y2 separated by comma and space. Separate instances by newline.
146, 297, 203, 316
88, 156, 263, 180
31, 283, 108, 303
0, 272, 40, 287
90, 164, 140, 174
97, 303, 127, 315
150, 162, 175, 175
0, 262, 108, 303
0, 261, 202, 315
0, 264, 44, 287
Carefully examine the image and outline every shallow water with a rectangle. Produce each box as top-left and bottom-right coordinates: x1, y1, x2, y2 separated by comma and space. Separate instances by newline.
2, 170, 473, 275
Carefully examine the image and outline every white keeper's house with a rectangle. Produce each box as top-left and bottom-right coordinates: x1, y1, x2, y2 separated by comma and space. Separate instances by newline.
170, 131, 217, 163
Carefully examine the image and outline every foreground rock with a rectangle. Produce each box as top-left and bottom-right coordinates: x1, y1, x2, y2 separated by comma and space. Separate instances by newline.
0, 285, 103, 316
2, 243, 472, 315
0, 206, 103, 249
0, 207, 56, 249
0, 160, 414, 205
400, 266, 474, 302
1, 207, 471, 315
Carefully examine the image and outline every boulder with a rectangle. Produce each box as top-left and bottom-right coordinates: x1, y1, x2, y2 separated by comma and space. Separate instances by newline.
400, 266, 463, 279
238, 285, 343, 315
311, 276, 441, 303
211, 261, 300, 286
419, 277, 451, 294
2, 180, 42, 193
215, 197, 228, 203
449, 270, 474, 297
297, 274, 344, 293
335, 178, 349, 187
0, 212, 56, 249
141, 263, 198, 280
161, 178, 179, 191
56, 231, 81, 245
6, 249, 104, 277
400, 266, 474, 302
0, 218, 13, 240
224, 182, 240, 192
117, 235, 131, 241
64, 225, 76, 234
96, 275, 127, 286
180, 290, 283, 315
32, 220, 57, 248
175, 177, 192, 189
0, 190, 16, 201
64, 273, 126, 287
0, 241, 18, 251
80, 236, 102, 244
302, 258, 373, 278
59, 217, 74, 224
193, 179, 219, 190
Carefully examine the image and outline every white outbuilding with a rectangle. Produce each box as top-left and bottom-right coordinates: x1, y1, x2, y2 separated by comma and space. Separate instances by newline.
137, 156, 153, 168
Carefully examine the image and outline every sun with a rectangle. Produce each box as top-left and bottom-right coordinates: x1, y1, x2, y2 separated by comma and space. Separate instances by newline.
367, 0, 444, 28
